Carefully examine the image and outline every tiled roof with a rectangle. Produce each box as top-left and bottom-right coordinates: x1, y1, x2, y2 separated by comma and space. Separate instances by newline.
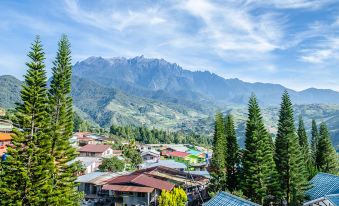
166, 151, 189, 158
0, 133, 12, 141
107, 173, 174, 191
102, 185, 154, 193
78, 144, 111, 153
307, 173, 339, 200
203, 191, 260, 206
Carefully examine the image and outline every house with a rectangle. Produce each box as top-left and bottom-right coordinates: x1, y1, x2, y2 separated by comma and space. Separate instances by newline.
103, 172, 175, 206
78, 144, 113, 158
141, 150, 160, 163
139, 160, 187, 171
76, 171, 130, 204
0, 119, 13, 132
68, 156, 101, 174
203, 191, 260, 206
0, 133, 12, 156
75, 166, 209, 206
303, 173, 339, 206
131, 166, 209, 205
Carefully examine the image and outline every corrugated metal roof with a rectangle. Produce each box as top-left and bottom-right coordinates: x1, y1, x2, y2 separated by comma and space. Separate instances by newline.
203, 192, 260, 206
78, 144, 111, 153
102, 185, 154, 193
76, 171, 130, 184
68, 156, 100, 167
140, 160, 187, 169
107, 173, 174, 191
307, 173, 339, 200
327, 194, 339, 206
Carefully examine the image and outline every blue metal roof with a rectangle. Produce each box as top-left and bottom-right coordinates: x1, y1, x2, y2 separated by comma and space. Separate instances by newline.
307, 173, 339, 200
203, 191, 260, 206
327, 194, 339, 206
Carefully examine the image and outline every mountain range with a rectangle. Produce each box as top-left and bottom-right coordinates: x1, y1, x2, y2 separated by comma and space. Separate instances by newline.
1, 56, 339, 148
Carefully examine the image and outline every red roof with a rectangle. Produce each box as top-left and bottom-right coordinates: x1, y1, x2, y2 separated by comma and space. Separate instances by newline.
102, 185, 154, 193
78, 144, 111, 153
166, 151, 189, 158
107, 173, 174, 191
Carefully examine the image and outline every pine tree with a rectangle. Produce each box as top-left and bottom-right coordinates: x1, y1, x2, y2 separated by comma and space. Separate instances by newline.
311, 119, 319, 164
209, 112, 226, 194
48, 35, 81, 205
315, 122, 338, 174
274, 91, 308, 206
224, 114, 240, 192
0, 36, 55, 205
242, 95, 281, 205
297, 116, 314, 179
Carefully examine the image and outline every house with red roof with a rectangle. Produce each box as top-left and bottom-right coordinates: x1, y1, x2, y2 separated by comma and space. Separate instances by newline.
76, 166, 209, 206
78, 144, 113, 158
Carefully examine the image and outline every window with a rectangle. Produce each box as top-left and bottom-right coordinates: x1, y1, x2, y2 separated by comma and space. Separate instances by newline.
91, 153, 95, 157
137, 193, 146, 197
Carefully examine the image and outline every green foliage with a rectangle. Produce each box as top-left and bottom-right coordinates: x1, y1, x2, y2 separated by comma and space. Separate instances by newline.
275, 91, 308, 206
242, 95, 281, 205
209, 112, 227, 194
297, 116, 314, 179
48, 35, 81, 205
311, 119, 319, 164
122, 139, 142, 170
0, 36, 55, 205
158, 187, 187, 206
110, 124, 211, 146
315, 122, 338, 174
225, 114, 240, 192
99, 156, 124, 172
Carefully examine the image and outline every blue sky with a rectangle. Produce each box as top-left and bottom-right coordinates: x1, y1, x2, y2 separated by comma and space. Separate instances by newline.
1, 0, 339, 91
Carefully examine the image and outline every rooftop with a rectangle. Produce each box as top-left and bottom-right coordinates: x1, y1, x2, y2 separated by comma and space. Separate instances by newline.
306, 173, 339, 200
107, 173, 174, 191
203, 191, 260, 206
78, 144, 111, 153
67, 156, 100, 167
76, 171, 130, 185
102, 185, 154, 193
166, 151, 189, 158
140, 160, 187, 170
0, 133, 12, 141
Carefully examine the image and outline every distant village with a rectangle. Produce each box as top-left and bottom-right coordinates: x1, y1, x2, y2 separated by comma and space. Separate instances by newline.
1, 118, 338, 206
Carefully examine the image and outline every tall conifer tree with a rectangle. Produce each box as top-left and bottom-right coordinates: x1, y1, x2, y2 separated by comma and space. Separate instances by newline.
224, 114, 240, 192
242, 95, 281, 205
311, 119, 319, 164
209, 112, 227, 194
48, 35, 81, 205
315, 122, 338, 174
274, 91, 308, 206
297, 116, 314, 179
0, 36, 55, 205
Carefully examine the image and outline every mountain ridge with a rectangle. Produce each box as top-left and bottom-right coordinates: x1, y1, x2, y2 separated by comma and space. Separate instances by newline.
73, 56, 339, 106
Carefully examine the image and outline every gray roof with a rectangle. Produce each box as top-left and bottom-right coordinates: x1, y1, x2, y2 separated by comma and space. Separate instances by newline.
76, 171, 130, 184
188, 171, 211, 178
67, 157, 100, 167
140, 160, 187, 169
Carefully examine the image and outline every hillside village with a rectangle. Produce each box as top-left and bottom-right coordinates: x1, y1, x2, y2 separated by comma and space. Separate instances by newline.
1, 117, 339, 206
